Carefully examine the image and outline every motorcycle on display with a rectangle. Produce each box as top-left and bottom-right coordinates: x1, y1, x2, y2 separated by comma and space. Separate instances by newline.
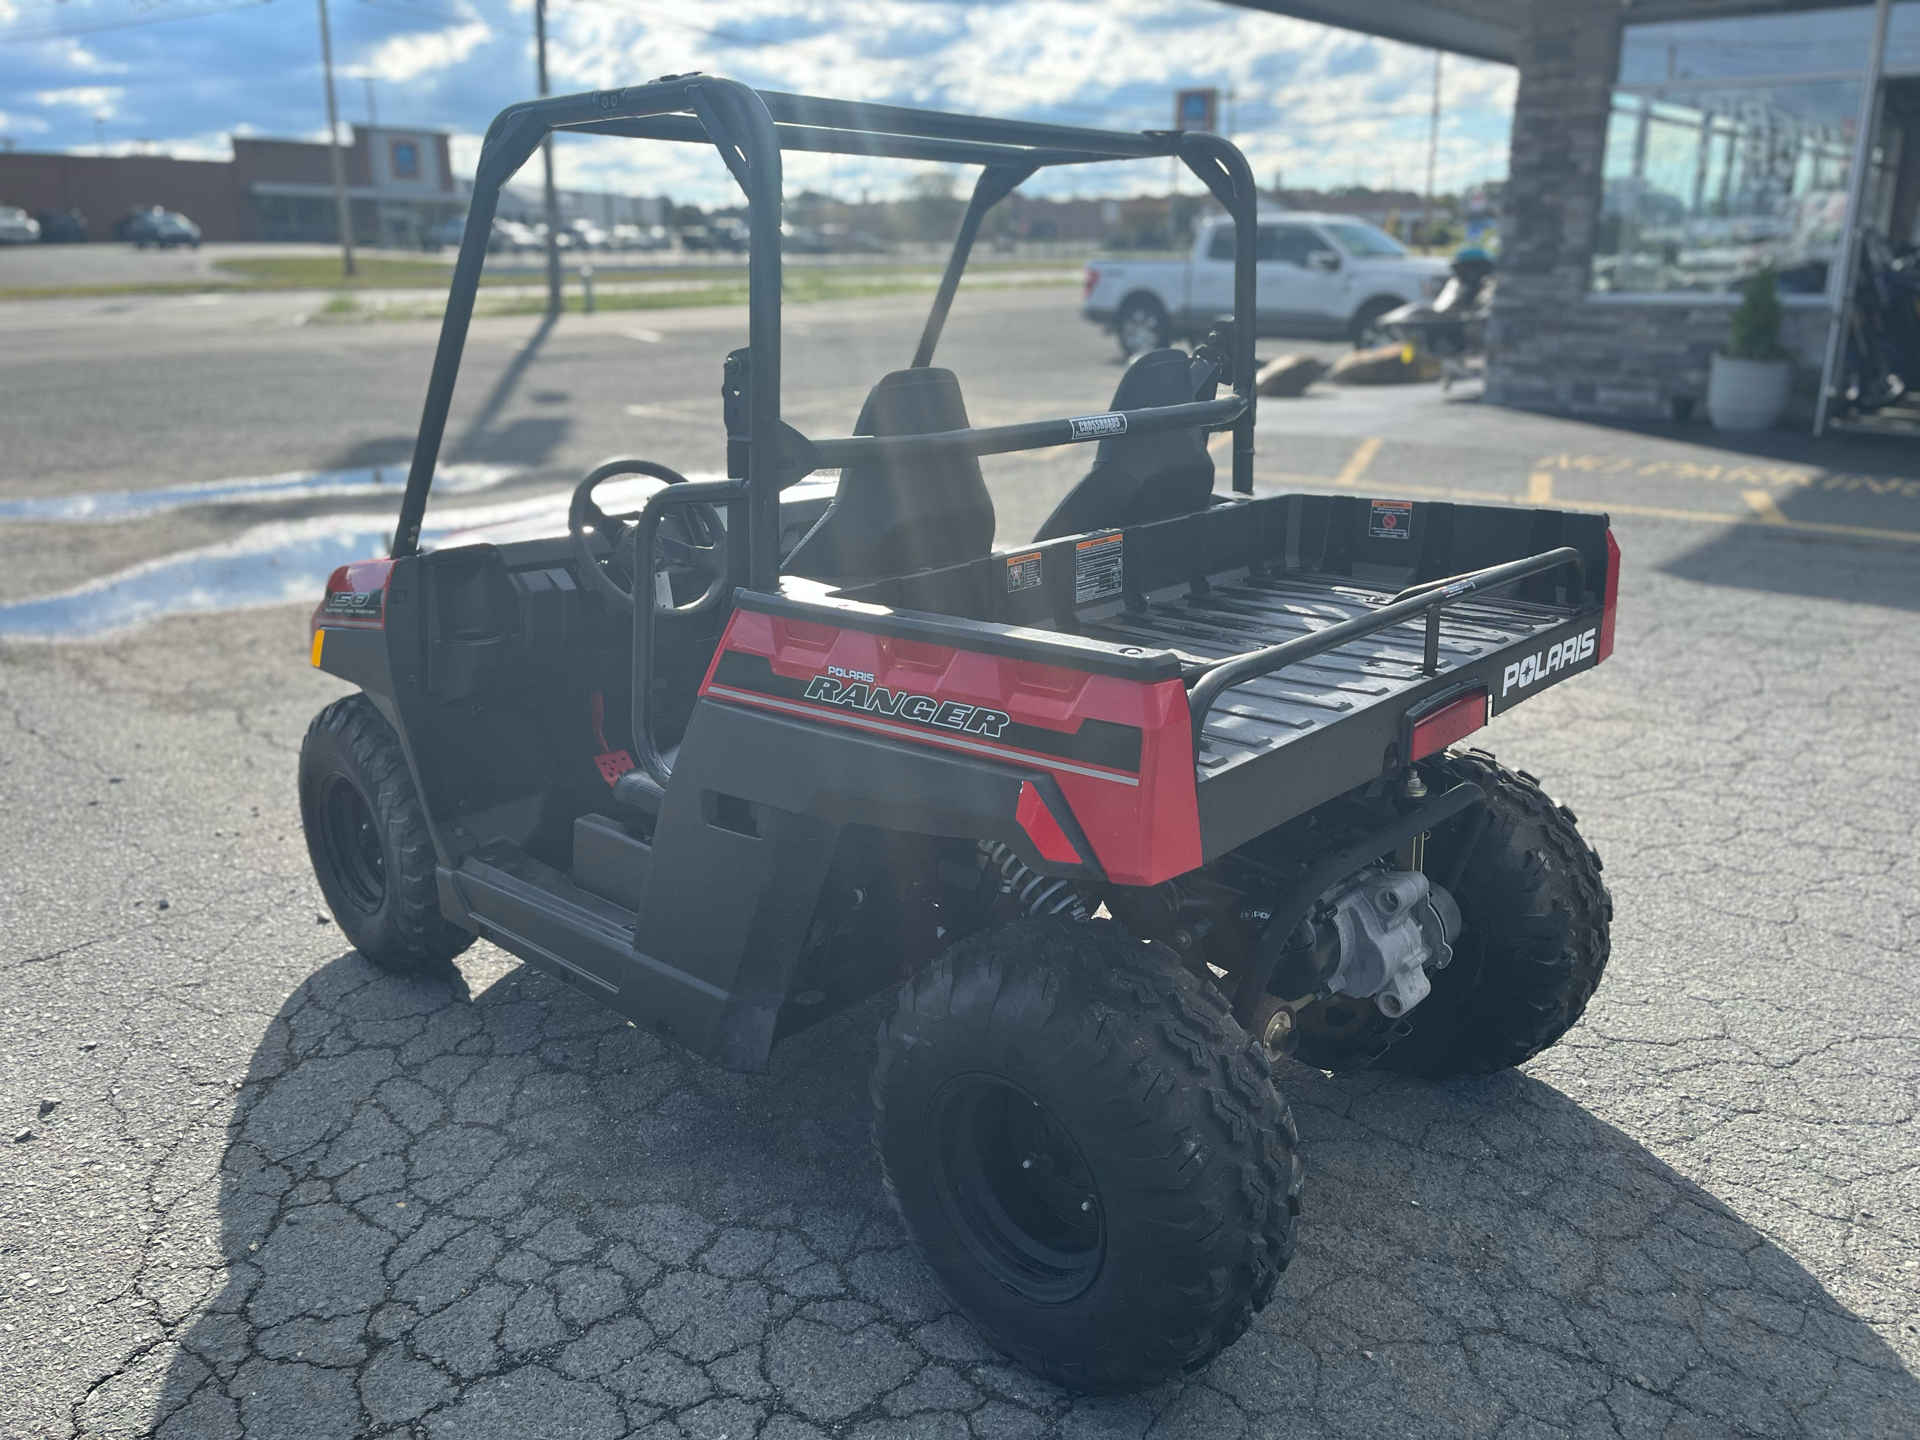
1836, 230, 1920, 416
1380, 246, 1497, 389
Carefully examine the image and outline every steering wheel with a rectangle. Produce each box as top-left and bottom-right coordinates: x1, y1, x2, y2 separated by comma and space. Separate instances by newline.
568, 458, 728, 616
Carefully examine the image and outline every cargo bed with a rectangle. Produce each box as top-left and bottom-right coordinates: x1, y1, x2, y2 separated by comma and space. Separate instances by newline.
809, 491, 1615, 856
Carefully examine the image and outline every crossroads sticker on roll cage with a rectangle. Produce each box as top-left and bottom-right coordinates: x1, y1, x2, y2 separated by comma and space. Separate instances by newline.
1005, 550, 1043, 593
1074, 530, 1124, 604
1069, 412, 1128, 441
1369, 499, 1413, 540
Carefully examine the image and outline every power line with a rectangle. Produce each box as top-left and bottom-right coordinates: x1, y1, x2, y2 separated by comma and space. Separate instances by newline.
0, 0, 271, 44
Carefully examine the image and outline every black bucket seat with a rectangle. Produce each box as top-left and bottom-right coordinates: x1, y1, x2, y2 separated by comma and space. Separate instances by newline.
1032, 348, 1214, 542
783, 367, 995, 584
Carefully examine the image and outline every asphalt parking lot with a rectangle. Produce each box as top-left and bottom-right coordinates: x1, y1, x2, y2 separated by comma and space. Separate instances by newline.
1, 282, 1916, 1439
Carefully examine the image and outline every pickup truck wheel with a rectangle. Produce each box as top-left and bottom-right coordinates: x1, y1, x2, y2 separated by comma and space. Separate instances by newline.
299, 694, 474, 975
1293, 749, 1611, 1076
872, 919, 1302, 1393
1115, 295, 1171, 357
1350, 296, 1401, 348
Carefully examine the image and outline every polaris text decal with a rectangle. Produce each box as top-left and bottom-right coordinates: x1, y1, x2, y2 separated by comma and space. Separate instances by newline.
1500, 627, 1596, 701
802, 674, 1012, 738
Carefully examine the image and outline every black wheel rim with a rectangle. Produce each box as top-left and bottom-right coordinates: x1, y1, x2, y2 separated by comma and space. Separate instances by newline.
929, 1074, 1103, 1304
317, 774, 386, 915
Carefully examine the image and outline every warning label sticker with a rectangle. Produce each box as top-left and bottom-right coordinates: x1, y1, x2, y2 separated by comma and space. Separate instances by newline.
1005, 551, 1043, 593
1074, 531, 1124, 604
1369, 499, 1413, 540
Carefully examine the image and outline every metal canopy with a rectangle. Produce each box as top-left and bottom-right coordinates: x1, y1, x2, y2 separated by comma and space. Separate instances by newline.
1219, 0, 1523, 64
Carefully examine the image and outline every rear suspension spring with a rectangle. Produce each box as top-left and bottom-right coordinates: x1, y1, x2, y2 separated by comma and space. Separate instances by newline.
981, 841, 1090, 920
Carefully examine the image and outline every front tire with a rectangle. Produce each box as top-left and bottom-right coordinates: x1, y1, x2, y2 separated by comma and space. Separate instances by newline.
299, 694, 473, 974
872, 921, 1302, 1393
1350, 296, 1401, 348
1293, 750, 1611, 1076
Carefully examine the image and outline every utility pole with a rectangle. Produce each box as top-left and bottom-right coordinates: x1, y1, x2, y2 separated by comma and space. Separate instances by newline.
316, 0, 356, 277
1423, 50, 1442, 250
534, 0, 563, 315
363, 77, 382, 248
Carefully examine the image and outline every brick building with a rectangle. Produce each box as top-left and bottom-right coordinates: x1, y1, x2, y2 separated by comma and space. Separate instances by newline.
1231, 0, 1920, 429
0, 125, 459, 245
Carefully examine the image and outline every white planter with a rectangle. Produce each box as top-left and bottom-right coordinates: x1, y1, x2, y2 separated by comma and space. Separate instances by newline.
1707, 353, 1791, 432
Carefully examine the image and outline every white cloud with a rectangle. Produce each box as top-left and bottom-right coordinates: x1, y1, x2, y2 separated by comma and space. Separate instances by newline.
361, 20, 492, 84
32, 85, 124, 111
531, 0, 1517, 204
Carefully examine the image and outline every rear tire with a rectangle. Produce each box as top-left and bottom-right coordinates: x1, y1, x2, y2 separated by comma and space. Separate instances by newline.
1115, 294, 1171, 357
1293, 749, 1611, 1076
299, 694, 473, 975
872, 920, 1302, 1393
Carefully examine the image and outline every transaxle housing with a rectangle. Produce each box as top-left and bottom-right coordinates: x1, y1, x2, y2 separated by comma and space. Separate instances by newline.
1319, 869, 1462, 1018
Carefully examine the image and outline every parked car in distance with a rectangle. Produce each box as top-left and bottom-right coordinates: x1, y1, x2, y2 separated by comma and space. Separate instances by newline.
567, 218, 612, 251
1083, 211, 1448, 355
492, 219, 543, 252
35, 208, 87, 243
0, 206, 42, 244
118, 207, 202, 249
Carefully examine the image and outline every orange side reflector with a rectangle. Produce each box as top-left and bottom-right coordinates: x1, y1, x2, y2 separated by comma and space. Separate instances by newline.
310, 629, 325, 668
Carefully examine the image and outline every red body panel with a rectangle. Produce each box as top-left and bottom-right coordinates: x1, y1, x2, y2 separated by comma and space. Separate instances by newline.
309, 558, 394, 643
700, 609, 1203, 886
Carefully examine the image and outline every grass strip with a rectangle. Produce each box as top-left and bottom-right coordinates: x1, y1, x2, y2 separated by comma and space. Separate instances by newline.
308, 271, 1077, 323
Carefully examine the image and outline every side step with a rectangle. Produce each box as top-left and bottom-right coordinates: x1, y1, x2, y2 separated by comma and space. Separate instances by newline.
437, 841, 732, 1056
573, 812, 651, 910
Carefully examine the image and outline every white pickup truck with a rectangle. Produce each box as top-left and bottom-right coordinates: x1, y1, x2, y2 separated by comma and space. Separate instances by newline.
1083, 211, 1450, 356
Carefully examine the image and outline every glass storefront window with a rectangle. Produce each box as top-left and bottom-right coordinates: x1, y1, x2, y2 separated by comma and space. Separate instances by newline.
1618, 8, 1873, 84
1887, 3, 1920, 76
1592, 83, 1860, 295
1597, 7, 1877, 298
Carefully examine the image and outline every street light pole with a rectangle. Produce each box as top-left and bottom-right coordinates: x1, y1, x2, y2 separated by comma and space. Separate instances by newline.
534, 0, 563, 315
316, 0, 356, 277
1423, 51, 1442, 249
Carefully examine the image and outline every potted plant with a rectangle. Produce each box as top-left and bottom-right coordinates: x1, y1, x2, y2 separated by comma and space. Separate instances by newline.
1708, 267, 1792, 431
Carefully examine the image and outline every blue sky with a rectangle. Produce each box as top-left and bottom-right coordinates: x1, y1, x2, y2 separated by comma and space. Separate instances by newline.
0, 0, 1518, 203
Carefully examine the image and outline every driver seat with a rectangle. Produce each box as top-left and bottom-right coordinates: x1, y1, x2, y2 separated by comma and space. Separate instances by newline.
1032, 348, 1214, 541
783, 367, 995, 584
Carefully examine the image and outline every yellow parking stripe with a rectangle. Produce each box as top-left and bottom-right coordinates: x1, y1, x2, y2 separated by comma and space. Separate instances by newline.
1333, 437, 1382, 486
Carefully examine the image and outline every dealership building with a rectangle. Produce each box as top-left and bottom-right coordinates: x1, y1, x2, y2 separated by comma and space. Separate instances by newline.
0, 124, 461, 246
1235, 0, 1920, 427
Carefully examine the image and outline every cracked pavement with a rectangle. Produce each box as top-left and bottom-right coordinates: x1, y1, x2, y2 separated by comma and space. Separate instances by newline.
2, 291, 1918, 1438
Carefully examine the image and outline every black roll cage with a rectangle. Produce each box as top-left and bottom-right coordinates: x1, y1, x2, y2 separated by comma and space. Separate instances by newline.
390, 75, 1262, 591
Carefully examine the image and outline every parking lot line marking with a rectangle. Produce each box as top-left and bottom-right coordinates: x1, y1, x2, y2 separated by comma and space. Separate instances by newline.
1745, 490, 1788, 525
1334, 437, 1381, 487
1207, 431, 1233, 455
1527, 472, 1554, 505
1252, 471, 1920, 545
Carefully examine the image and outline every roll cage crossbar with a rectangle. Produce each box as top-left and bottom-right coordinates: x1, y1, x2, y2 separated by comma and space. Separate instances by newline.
391, 75, 1263, 590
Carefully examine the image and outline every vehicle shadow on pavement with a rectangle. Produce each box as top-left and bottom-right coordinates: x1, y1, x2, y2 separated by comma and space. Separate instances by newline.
1657, 518, 1920, 610
140, 951, 1920, 1439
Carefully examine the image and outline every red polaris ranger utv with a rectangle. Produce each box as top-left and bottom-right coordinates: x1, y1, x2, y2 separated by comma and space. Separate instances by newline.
299, 78, 1617, 1393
